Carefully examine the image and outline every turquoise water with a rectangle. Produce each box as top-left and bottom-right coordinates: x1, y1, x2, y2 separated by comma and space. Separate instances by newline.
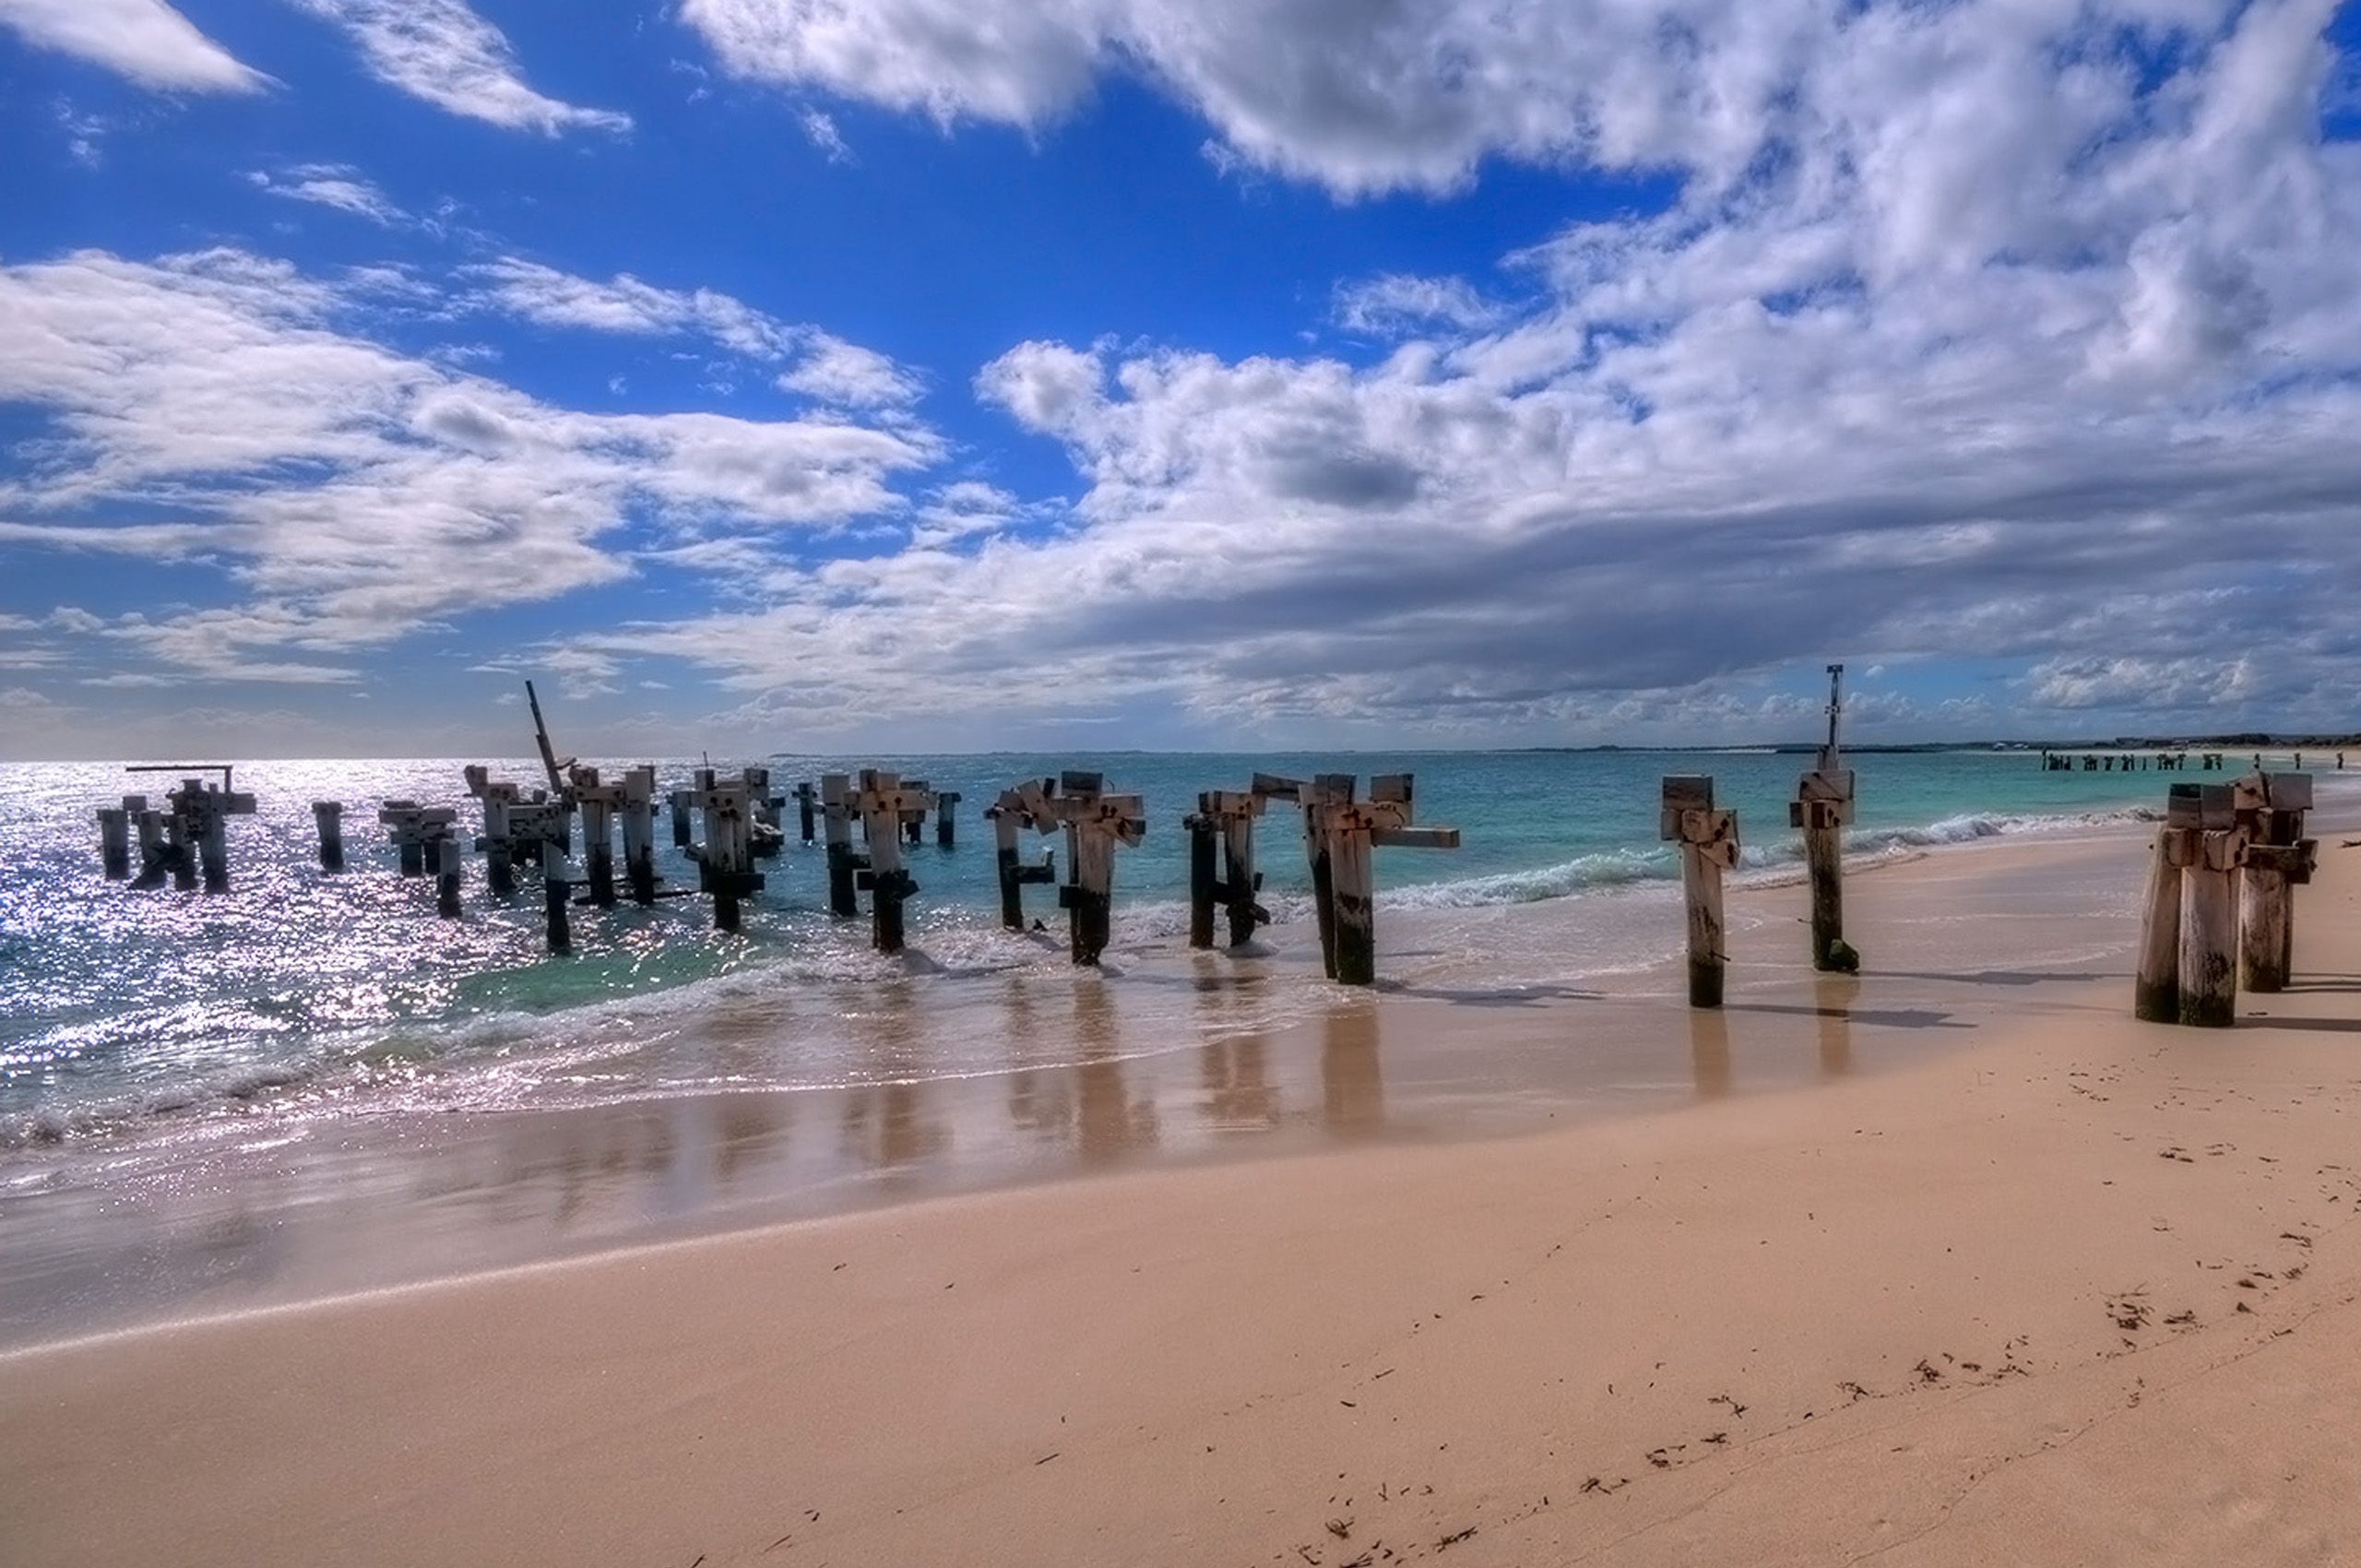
0, 747, 2296, 1155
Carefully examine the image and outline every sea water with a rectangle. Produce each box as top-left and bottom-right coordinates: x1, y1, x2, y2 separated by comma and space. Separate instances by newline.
0, 747, 2308, 1166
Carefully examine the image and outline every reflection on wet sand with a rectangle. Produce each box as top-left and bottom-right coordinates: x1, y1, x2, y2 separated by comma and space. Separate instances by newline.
1815, 975, 1858, 1078
1321, 1000, 1386, 1136
1074, 976, 1156, 1162
839, 980, 949, 1178
1198, 960, 1279, 1133
1689, 1008, 1733, 1099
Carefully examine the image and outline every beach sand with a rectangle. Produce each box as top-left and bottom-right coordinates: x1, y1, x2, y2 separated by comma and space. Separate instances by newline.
4, 828, 2358, 1565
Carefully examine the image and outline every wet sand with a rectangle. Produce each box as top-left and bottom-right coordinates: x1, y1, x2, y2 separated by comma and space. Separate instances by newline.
5, 826, 2360, 1565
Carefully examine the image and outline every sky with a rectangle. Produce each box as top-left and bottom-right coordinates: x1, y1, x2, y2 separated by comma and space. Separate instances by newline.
0, 0, 2356, 760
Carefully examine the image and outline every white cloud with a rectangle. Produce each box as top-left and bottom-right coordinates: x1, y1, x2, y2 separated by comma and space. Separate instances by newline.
577, 0, 2361, 742
0, 249, 942, 683
777, 334, 922, 407
465, 258, 799, 359
0, 0, 263, 94
292, 0, 631, 136
1335, 274, 1505, 337
247, 163, 407, 226
800, 107, 852, 162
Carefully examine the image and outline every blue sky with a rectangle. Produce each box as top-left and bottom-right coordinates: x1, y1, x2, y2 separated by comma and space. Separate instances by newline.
1, 0, 2356, 759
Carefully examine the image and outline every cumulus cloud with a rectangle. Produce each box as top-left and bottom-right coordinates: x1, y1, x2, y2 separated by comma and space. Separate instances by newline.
580, 0, 2361, 741
248, 163, 408, 226
0, 249, 940, 683
0, 0, 264, 93
292, 0, 632, 136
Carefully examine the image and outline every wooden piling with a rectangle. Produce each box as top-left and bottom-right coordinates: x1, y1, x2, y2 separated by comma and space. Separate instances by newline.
692, 773, 760, 932
1663, 776, 1740, 1009
1220, 797, 1265, 948
1304, 775, 1356, 980
434, 833, 463, 919
543, 850, 573, 955
132, 808, 164, 885
465, 771, 520, 897
986, 781, 1056, 931
935, 790, 959, 849
620, 766, 658, 905
2179, 830, 2240, 1028
794, 781, 818, 843
97, 806, 131, 880
853, 769, 922, 954
1186, 793, 1219, 950
313, 801, 344, 873
670, 786, 694, 849
1328, 821, 1376, 986
2133, 816, 2188, 1023
569, 766, 621, 909
1043, 772, 1145, 967
821, 773, 859, 918
2233, 772, 2314, 994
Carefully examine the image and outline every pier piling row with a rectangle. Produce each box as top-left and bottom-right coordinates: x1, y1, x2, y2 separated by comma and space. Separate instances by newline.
1044, 772, 1147, 966
984, 780, 1060, 931
1663, 776, 1741, 1009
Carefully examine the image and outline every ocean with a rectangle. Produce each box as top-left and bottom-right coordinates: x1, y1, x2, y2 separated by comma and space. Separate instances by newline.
6, 744, 2296, 1161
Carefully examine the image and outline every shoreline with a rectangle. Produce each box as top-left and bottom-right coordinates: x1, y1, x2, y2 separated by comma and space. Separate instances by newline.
1, 816, 2174, 1350
2, 829, 2356, 1564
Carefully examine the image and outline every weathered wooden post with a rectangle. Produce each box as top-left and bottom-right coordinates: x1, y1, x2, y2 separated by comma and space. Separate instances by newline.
97, 804, 132, 880
543, 844, 573, 955
2233, 772, 2315, 993
853, 769, 929, 954
1048, 772, 1146, 966
502, 802, 573, 953
168, 802, 200, 891
895, 780, 930, 848
463, 767, 523, 897
131, 805, 166, 886
793, 781, 818, 844
1185, 792, 1221, 949
380, 802, 457, 880
934, 790, 959, 849
689, 772, 763, 932
1789, 664, 1859, 973
984, 780, 1058, 930
1249, 774, 1352, 976
568, 765, 623, 909
1307, 774, 1459, 986
313, 801, 345, 873
620, 766, 658, 905
1216, 789, 1272, 948
670, 784, 694, 849
383, 799, 427, 877
820, 772, 862, 918
168, 777, 255, 893
2133, 799, 2189, 1024
2175, 783, 2240, 1028
1662, 776, 1740, 1009
433, 828, 464, 919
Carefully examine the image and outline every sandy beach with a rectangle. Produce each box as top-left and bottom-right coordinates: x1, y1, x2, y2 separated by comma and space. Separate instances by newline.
5, 824, 2358, 1566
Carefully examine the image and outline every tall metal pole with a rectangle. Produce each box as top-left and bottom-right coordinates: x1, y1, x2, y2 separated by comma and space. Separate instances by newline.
525, 680, 566, 796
